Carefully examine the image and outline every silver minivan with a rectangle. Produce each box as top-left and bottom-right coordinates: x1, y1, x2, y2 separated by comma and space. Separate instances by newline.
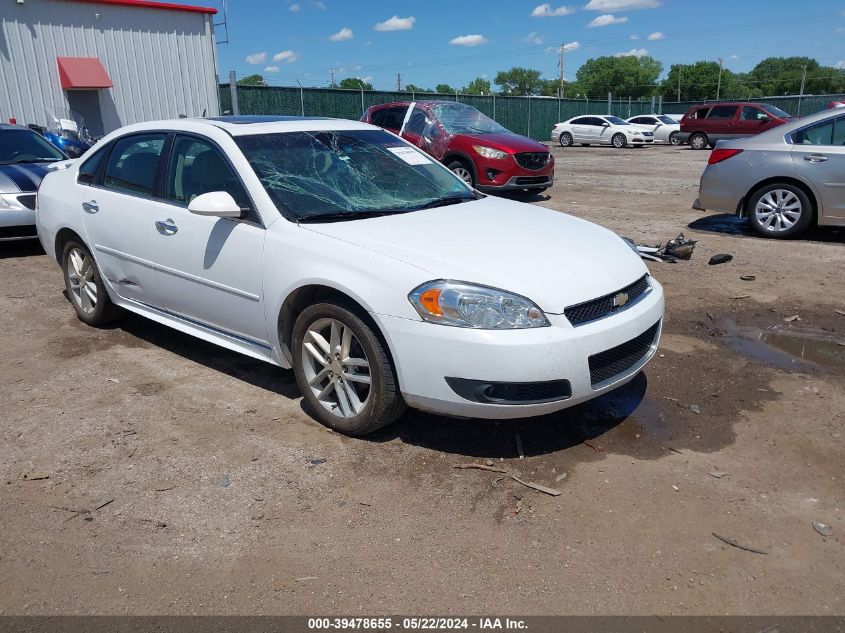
693, 108, 845, 238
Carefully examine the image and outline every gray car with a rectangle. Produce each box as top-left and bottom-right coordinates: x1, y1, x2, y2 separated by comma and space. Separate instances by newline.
693, 107, 845, 238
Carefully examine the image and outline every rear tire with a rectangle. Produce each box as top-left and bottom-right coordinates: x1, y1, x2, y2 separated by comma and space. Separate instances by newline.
559, 132, 573, 147
447, 159, 475, 187
612, 133, 627, 148
689, 133, 709, 150
292, 301, 406, 436
746, 183, 813, 239
61, 240, 119, 327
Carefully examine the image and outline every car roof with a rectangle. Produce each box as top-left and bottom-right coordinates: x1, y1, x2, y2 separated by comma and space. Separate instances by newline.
0, 123, 34, 131
369, 100, 460, 110
94, 116, 381, 138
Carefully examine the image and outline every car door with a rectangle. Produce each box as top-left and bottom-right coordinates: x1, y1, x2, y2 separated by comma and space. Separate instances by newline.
792, 115, 845, 218
151, 134, 269, 343
400, 105, 428, 148
78, 132, 167, 306
569, 117, 589, 142
593, 117, 612, 143
705, 105, 740, 138
737, 105, 769, 137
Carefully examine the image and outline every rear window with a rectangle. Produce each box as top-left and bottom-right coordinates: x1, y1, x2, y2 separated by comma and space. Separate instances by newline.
707, 106, 738, 119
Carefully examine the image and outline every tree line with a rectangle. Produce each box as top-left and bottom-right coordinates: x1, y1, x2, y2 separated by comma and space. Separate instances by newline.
236, 56, 845, 101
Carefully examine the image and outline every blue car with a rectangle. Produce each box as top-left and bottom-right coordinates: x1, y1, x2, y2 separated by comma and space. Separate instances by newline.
0, 124, 68, 241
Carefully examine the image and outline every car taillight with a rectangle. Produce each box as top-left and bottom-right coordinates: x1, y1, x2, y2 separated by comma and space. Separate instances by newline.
708, 148, 743, 165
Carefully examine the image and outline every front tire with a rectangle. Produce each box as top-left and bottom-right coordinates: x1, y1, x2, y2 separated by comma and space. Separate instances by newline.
689, 133, 709, 150
559, 132, 573, 147
669, 131, 681, 145
612, 133, 627, 148
61, 240, 119, 326
292, 302, 405, 436
747, 183, 813, 239
447, 160, 475, 187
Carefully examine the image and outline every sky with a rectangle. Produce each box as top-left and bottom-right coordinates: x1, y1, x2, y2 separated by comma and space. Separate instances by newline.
196, 0, 845, 91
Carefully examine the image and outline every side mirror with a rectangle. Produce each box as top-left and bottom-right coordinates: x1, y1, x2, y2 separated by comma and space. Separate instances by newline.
187, 191, 242, 218
654, 122, 662, 127
602, 122, 610, 127
758, 114, 769, 123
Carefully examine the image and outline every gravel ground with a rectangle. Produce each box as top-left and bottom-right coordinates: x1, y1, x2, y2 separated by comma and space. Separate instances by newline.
1, 144, 843, 615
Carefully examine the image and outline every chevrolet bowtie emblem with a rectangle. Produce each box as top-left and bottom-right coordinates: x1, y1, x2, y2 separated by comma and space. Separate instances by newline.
612, 291, 630, 308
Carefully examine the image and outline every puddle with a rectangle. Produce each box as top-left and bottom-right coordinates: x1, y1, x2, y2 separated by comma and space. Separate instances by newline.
719, 319, 845, 369
579, 390, 672, 443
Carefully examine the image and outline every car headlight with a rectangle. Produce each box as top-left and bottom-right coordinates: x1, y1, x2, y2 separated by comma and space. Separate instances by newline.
472, 145, 509, 160
409, 280, 549, 329
0, 194, 23, 210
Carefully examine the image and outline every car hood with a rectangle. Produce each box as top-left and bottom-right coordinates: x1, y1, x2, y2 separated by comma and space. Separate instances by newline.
458, 132, 549, 154
0, 162, 51, 193
301, 197, 648, 314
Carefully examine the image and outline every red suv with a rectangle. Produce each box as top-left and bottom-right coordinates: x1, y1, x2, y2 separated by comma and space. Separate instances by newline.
679, 102, 795, 150
361, 101, 554, 194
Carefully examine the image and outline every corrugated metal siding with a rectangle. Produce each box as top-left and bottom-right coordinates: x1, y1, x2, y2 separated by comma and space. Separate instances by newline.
0, 0, 219, 131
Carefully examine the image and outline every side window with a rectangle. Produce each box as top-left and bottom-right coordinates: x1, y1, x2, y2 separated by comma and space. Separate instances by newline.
77, 145, 108, 185
741, 106, 766, 121
166, 136, 250, 210
570, 117, 588, 125
592, 117, 607, 126
793, 120, 834, 146
380, 107, 406, 130
103, 134, 166, 196
404, 107, 428, 135
690, 107, 711, 119
707, 105, 739, 119
646, 117, 659, 124
833, 117, 845, 146
368, 108, 387, 127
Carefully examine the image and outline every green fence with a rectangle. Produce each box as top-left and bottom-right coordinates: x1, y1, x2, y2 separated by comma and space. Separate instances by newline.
220, 84, 845, 141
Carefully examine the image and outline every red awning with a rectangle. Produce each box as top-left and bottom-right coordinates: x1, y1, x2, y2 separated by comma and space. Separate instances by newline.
57, 57, 113, 90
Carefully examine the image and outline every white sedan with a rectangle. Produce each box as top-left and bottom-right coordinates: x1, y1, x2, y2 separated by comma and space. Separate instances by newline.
552, 115, 653, 148
626, 114, 682, 145
37, 116, 664, 436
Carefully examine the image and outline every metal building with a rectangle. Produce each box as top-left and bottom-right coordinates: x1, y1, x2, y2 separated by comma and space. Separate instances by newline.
0, 0, 220, 136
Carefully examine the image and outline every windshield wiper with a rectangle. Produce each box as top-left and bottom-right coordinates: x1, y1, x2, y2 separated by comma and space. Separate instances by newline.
297, 209, 413, 223
411, 195, 478, 211
4, 158, 61, 164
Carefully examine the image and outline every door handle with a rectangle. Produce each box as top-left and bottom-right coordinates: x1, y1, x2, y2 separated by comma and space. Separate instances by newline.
82, 200, 98, 213
804, 154, 829, 162
155, 219, 178, 234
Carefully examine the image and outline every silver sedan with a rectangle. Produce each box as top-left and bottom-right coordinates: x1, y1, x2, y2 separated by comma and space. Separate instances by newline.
693, 107, 845, 238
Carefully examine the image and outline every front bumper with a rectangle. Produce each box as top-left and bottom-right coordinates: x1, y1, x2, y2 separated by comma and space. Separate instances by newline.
477, 174, 554, 192
474, 154, 555, 191
378, 278, 664, 419
0, 205, 37, 241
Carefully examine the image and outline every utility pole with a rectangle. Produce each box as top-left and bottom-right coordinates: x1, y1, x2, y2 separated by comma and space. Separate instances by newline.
797, 65, 807, 116
396, 73, 402, 91
716, 57, 723, 100
330, 67, 335, 87
558, 45, 565, 98
677, 68, 681, 102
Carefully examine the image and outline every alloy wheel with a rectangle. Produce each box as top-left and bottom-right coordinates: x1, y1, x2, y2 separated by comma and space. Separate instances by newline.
451, 166, 473, 185
67, 247, 97, 315
301, 317, 372, 419
754, 189, 803, 233
669, 131, 680, 145
612, 134, 625, 148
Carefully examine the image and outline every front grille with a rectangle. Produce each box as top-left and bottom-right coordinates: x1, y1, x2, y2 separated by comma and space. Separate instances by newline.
0, 225, 37, 239
513, 176, 550, 186
17, 194, 36, 210
445, 377, 571, 405
514, 152, 550, 171
564, 275, 650, 326
589, 321, 660, 387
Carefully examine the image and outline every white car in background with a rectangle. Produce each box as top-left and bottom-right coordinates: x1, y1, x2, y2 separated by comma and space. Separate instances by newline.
626, 114, 682, 145
552, 115, 653, 148
36, 116, 663, 436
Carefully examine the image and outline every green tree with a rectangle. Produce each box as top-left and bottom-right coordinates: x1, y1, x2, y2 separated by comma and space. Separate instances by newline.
237, 74, 266, 86
660, 61, 743, 101
494, 67, 543, 95
575, 55, 662, 99
339, 77, 373, 90
749, 57, 845, 96
435, 83, 457, 94
462, 77, 492, 95
404, 83, 430, 93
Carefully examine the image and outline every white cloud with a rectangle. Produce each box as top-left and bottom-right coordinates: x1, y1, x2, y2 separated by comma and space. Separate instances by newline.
584, 0, 660, 10
313, 1, 325, 9
588, 14, 628, 27
273, 50, 299, 63
730, 54, 739, 60
629, 33, 639, 39
264, 66, 280, 72
647, 31, 665, 40
614, 47, 648, 57
374, 15, 416, 31
836, 61, 845, 69
562, 40, 581, 51
329, 27, 353, 41
524, 31, 544, 44
361, 75, 373, 83
532, 4, 576, 17
450, 34, 488, 47
245, 52, 267, 64
288, 3, 300, 11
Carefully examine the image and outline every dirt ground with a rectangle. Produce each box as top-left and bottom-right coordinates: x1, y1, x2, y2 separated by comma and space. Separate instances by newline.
1, 145, 843, 616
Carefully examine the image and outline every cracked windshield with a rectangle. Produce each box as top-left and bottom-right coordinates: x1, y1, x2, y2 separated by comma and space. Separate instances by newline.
235, 129, 475, 220
431, 102, 509, 134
